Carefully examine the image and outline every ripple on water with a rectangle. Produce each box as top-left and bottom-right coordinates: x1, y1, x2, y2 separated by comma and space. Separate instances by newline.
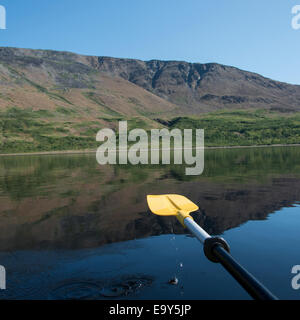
50, 280, 103, 300
50, 276, 153, 300
100, 277, 153, 298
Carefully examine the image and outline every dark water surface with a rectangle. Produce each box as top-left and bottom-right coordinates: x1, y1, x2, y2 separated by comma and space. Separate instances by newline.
0, 147, 300, 299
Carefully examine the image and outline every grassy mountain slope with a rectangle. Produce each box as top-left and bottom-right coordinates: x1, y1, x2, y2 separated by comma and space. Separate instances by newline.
0, 47, 178, 152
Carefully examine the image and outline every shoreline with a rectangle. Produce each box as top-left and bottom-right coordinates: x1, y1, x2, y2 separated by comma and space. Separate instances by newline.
1, 143, 300, 157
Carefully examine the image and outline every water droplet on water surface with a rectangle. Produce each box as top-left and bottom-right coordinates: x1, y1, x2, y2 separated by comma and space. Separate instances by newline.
168, 277, 179, 285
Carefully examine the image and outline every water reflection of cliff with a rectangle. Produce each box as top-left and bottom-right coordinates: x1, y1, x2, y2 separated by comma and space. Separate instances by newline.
0, 147, 300, 250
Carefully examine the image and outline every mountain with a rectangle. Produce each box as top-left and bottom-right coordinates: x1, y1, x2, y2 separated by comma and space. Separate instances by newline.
1, 46, 300, 153
1, 46, 300, 115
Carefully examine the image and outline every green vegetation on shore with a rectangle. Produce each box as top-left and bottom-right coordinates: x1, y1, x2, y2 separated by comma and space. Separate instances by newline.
0, 108, 97, 153
1, 108, 300, 154
168, 109, 300, 147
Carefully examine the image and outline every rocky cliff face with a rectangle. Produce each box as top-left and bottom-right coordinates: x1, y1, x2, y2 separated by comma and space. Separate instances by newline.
95, 56, 300, 113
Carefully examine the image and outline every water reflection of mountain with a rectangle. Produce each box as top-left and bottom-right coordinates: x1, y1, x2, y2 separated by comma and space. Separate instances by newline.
0, 147, 300, 251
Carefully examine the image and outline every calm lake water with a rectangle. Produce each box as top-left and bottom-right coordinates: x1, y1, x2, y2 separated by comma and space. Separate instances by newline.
0, 147, 300, 300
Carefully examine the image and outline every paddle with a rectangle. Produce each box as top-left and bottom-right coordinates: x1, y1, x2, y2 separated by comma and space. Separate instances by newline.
147, 194, 278, 300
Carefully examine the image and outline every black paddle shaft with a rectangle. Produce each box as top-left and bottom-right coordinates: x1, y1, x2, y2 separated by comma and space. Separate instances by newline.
212, 244, 278, 300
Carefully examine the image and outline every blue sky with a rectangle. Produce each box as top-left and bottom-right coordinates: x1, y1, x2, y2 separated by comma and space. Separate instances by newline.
1, 0, 300, 84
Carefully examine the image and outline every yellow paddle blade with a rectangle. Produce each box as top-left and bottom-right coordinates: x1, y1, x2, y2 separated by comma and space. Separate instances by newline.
147, 194, 199, 226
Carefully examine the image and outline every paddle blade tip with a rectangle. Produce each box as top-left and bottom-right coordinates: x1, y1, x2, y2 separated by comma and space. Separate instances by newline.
147, 194, 199, 216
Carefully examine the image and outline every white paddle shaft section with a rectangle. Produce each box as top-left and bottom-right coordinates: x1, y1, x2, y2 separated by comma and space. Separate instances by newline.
184, 217, 211, 244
